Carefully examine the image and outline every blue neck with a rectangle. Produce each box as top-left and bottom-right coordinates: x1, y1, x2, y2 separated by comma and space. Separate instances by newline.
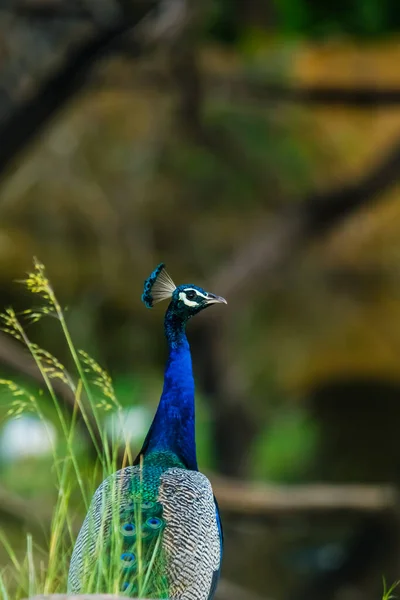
140, 308, 197, 470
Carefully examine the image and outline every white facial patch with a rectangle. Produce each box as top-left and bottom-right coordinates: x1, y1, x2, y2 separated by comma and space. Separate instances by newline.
179, 291, 199, 307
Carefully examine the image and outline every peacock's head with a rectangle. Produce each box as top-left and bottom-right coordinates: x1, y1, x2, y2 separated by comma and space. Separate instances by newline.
142, 263, 226, 319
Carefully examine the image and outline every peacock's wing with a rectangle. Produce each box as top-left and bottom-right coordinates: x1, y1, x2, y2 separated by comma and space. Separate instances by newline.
68, 465, 222, 600
158, 468, 221, 600
208, 498, 223, 600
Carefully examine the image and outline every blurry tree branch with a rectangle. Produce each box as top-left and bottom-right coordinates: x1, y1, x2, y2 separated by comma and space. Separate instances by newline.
207, 77, 400, 108
1, 468, 397, 528
91, 70, 400, 109
15, 0, 94, 20
0, 21, 136, 178
0, 483, 49, 528
211, 135, 400, 297
0, 0, 193, 179
170, 46, 400, 262
212, 478, 398, 517
170, 48, 282, 197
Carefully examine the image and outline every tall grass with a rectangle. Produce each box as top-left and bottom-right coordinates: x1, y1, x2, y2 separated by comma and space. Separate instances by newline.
0, 259, 164, 599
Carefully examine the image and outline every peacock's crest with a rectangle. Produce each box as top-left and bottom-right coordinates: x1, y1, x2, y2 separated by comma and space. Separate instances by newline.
142, 263, 176, 308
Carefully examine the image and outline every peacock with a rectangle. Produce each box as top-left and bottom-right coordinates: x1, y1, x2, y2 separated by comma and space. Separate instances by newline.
68, 263, 226, 599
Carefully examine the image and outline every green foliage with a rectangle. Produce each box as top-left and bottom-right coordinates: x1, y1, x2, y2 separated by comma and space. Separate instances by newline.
253, 409, 319, 482
272, 0, 310, 35
206, 0, 240, 43
273, 0, 399, 37
206, 0, 400, 40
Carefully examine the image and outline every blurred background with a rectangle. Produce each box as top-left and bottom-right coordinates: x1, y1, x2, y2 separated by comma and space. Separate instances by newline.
2, 1, 400, 599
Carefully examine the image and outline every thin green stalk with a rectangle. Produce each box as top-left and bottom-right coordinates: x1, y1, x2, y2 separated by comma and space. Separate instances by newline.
27, 535, 36, 598
0, 571, 9, 600
141, 532, 162, 598
44, 484, 72, 593
137, 455, 144, 597
56, 307, 112, 469
0, 532, 22, 575
65, 380, 88, 509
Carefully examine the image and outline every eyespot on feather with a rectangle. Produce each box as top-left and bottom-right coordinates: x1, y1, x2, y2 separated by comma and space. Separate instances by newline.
120, 522, 136, 540
145, 516, 164, 530
121, 581, 137, 594
120, 551, 136, 571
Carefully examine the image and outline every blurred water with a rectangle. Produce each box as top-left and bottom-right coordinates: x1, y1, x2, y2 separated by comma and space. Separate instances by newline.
0, 415, 57, 461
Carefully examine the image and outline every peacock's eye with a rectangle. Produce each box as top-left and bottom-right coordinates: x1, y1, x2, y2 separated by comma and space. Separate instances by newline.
186, 290, 196, 300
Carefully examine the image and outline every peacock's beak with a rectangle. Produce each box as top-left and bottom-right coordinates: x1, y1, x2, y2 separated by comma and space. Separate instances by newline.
206, 294, 227, 305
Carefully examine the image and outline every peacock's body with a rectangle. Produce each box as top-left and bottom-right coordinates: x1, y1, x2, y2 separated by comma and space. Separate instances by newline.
68, 264, 226, 600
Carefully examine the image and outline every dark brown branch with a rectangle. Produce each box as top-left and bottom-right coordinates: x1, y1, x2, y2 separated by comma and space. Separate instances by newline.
0, 0, 194, 179
15, 0, 93, 19
212, 136, 400, 296
211, 477, 398, 517
0, 483, 50, 528
170, 48, 281, 197
0, 0, 161, 179
208, 76, 400, 108
85, 69, 400, 109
